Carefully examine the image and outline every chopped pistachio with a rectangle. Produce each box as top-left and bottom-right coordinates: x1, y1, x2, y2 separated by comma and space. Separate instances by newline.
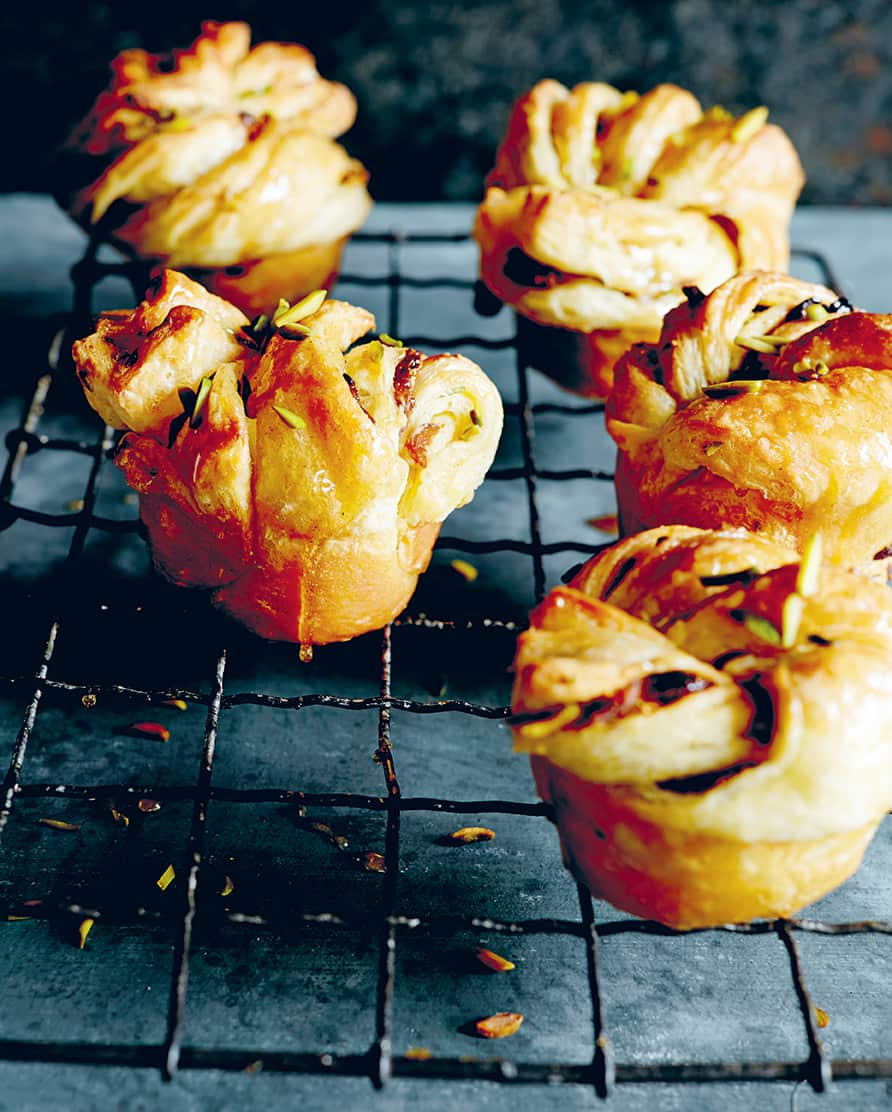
806, 303, 829, 322
67, 498, 85, 512
361, 851, 386, 873
124, 721, 171, 742
78, 918, 95, 949
272, 404, 306, 430
703, 441, 723, 456
156, 864, 176, 891
796, 533, 823, 598
379, 333, 405, 348
474, 1012, 524, 1039
734, 334, 781, 354
450, 559, 479, 582
815, 1006, 830, 1029
706, 105, 732, 122
189, 376, 213, 429
739, 611, 782, 646
109, 807, 130, 828
781, 592, 804, 649
160, 115, 192, 132
405, 1047, 433, 1061
618, 90, 640, 111
274, 289, 327, 329
299, 643, 314, 663
476, 947, 516, 972
81, 693, 97, 709
446, 827, 496, 845
38, 818, 81, 832
731, 105, 768, 143
220, 875, 235, 897
813, 360, 830, 376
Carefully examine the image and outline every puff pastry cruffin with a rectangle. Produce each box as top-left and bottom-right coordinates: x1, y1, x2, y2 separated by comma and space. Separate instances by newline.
474, 81, 804, 396
605, 271, 892, 572
512, 525, 892, 928
62, 21, 372, 317
72, 271, 503, 646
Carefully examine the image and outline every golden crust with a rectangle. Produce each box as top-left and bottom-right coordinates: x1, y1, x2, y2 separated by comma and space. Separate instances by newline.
63, 22, 371, 314
73, 272, 503, 645
607, 272, 892, 567
511, 526, 892, 926
473, 81, 804, 396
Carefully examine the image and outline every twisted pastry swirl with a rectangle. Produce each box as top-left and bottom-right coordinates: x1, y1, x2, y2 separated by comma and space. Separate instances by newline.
474, 81, 804, 396
606, 272, 892, 569
62, 22, 371, 316
512, 526, 892, 927
72, 271, 503, 645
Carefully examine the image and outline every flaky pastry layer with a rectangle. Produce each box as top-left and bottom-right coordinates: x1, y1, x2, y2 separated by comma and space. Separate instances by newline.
607, 272, 892, 567
72, 271, 503, 645
62, 22, 371, 300
473, 81, 804, 394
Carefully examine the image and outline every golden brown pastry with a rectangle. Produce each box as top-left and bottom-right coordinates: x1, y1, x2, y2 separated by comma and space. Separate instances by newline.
72, 271, 503, 645
473, 81, 804, 396
62, 21, 372, 317
606, 271, 892, 572
512, 526, 892, 928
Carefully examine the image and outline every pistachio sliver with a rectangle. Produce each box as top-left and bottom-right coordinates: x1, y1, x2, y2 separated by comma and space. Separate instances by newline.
156, 864, 176, 891
272, 404, 306, 430
731, 105, 768, 142
512, 703, 581, 739
274, 289, 327, 328
732, 609, 782, 646
806, 303, 829, 322
379, 333, 405, 348
781, 592, 804, 649
796, 533, 823, 598
450, 559, 478, 582
78, 918, 95, 949
734, 334, 781, 354
189, 375, 213, 429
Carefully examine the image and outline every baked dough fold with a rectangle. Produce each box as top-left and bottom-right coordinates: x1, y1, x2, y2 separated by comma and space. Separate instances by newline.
62, 22, 371, 316
474, 81, 804, 396
606, 272, 892, 568
512, 526, 892, 926
72, 271, 503, 644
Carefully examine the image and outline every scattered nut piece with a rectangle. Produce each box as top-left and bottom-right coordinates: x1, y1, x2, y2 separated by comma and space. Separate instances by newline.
81, 693, 97, 709
78, 918, 95, 949
161, 698, 188, 711
446, 827, 495, 844
450, 559, 479, 582
404, 1047, 433, 1061
475, 947, 515, 972
138, 799, 161, 813
109, 807, 130, 828
815, 1006, 830, 1029
474, 1012, 524, 1039
587, 514, 619, 534
361, 851, 386, 873
37, 818, 81, 832
156, 864, 176, 891
220, 875, 235, 897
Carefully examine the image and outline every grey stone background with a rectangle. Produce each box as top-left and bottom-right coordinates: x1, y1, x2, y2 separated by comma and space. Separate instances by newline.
2, 0, 891, 203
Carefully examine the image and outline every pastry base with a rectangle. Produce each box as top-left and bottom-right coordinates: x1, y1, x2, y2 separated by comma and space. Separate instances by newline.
531, 757, 878, 930
190, 238, 349, 319
514, 315, 649, 399
209, 522, 441, 645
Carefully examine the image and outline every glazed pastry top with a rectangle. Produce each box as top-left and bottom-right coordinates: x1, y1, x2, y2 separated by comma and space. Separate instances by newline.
485, 80, 803, 270
512, 526, 892, 843
607, 272, 892, 565
73, 270, 504, 562
64, 22, 371, 267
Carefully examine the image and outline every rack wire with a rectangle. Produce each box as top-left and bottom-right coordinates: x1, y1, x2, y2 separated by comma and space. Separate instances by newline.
0, 230, 889, 1100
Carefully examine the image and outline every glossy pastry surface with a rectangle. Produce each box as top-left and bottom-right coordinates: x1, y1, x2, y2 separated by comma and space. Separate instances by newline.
474, 81, 804, 396
63, 21, 372, 315
73, 271, 503, 645
607, 272, 892, 569
512, 526, 892, 927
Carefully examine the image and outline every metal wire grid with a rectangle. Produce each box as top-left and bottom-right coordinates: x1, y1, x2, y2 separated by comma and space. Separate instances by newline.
0, 232, 889, 1099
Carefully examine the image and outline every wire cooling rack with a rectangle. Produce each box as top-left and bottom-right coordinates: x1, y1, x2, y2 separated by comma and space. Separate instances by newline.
0, 229, 889, 1104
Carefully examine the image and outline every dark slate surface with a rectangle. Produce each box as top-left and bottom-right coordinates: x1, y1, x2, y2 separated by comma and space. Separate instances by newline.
0, 197, 890, 1110
3, 1, 892, 204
